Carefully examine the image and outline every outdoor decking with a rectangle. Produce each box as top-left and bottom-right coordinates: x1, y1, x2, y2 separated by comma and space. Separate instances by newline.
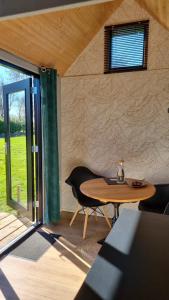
0, 212, 32, 250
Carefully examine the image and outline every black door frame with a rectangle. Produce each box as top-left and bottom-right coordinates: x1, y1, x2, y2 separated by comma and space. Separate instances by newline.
34, 78, 43, 222
0, 59, 43, 223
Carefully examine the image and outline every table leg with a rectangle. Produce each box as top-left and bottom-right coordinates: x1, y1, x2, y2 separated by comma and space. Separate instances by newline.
98, 203, 120, 245
112, 203, 120, 225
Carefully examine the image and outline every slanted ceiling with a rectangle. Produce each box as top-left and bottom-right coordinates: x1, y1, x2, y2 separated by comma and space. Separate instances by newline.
0, 0, 122, 75
0, 0, 168, 75
136, 0, 169, 31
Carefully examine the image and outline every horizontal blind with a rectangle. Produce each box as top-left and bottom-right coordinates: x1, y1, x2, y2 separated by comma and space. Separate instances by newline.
104, 21, 149, 73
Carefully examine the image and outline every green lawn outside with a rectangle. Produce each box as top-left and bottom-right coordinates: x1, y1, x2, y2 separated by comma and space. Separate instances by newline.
0, 136, 27, 213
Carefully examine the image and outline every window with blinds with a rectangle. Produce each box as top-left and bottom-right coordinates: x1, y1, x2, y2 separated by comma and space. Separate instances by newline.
104, 21, 149, 73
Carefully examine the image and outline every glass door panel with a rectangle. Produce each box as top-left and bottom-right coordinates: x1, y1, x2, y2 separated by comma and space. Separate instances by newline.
3, 78, 34, 221
9, 91, 27, 208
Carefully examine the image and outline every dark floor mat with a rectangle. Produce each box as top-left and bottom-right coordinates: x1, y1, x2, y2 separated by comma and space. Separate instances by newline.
10, 230, 61, 261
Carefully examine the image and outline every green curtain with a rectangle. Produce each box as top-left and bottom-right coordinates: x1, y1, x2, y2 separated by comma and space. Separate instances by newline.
40, 68, 60, 223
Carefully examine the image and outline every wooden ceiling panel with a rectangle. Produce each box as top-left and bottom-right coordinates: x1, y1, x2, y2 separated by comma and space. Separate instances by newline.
0, 0, 122, 75
136, 0, 169, 31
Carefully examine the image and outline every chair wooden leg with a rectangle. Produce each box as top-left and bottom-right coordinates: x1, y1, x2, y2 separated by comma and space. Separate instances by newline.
93, 208, 98, 222
83, 208, 89, 239
102, 206, 111, 229
69, 204, 80, 227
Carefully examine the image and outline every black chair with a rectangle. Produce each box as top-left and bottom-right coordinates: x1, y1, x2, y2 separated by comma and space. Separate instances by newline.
139, 184, 169, 214
164, 202, 169, 215
65, 166, 111, 239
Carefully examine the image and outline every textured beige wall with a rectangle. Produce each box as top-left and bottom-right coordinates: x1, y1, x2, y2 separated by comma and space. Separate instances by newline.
60, 0, 169, 213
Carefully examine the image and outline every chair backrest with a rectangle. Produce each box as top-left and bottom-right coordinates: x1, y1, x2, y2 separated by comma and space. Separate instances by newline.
65, 166, 101, 205
139, 184, 169, 214
164, 202, 169, 215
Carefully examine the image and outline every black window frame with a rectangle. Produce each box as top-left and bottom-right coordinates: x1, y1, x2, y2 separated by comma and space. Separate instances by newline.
104, 20, 149, 74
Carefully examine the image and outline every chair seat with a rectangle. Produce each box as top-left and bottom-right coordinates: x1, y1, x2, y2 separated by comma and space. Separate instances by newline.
79, 195, 106, 207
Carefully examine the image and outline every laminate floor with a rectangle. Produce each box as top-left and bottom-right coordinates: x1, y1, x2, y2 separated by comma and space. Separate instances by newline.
0, 212, 110, 300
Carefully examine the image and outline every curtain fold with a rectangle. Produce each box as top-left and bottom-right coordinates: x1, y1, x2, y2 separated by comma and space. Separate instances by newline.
40, 68, 60, 223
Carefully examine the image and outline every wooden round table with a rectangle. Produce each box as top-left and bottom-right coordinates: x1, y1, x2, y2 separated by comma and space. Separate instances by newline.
80, 178, 156, 224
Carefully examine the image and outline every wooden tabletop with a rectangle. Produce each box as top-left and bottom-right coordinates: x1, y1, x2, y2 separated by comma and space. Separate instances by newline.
80, 178, 156, 203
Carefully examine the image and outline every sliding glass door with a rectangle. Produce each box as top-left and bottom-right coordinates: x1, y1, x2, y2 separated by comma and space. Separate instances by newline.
3, 78, 37, 221
0, 62, 42, 253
